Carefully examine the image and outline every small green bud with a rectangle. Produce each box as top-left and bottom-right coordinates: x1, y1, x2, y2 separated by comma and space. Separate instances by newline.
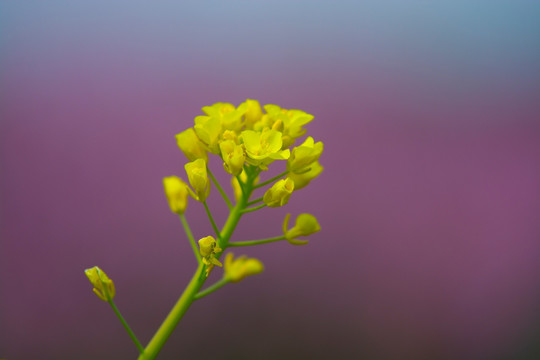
84, 266, 115, 302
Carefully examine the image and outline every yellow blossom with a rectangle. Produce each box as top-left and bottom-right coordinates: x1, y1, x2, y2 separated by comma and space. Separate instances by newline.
84, 266, 115, 302
163, 176, 190, 214
263, 178, 294, 207
287, 137, 324, 173
263, 105, 314, 148
185, 158, 210, 202
202, 102, 247, 133
282, 213, 321, 245
287, 161, 323, 190
175, 128, 208, 162
241, 129, 290, 169
224, 253, 264, 283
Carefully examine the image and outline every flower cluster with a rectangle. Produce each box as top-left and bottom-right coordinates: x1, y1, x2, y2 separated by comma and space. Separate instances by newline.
84, 100, 324, 359
161, 99, 324, 277
171, 100, 324, 208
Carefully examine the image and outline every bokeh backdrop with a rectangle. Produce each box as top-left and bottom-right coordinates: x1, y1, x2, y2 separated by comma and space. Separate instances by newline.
1, 1, 539, 359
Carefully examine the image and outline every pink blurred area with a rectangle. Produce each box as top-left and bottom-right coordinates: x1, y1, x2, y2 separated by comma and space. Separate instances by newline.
1, 2, 539, 359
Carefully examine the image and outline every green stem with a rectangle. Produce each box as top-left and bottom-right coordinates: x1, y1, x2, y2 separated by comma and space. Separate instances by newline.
241, 203, 266, 214
138, 265, 205, 360
179, 214, 201, 263
246, 197, 263, 206
228, 235, 285, 247
194, 278, 229, 300
208, 169, 233, 209
109, 300, 144, 354
139, 180, 252, 360
254, 170, 289, 189
203, 201, 220, 239
235, 174, 246, 195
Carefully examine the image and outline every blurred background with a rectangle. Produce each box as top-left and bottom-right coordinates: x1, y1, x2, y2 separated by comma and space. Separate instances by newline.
1, 1, 539, 359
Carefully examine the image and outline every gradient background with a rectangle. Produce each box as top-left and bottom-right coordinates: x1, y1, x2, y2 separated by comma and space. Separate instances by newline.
1, 1, 539, 359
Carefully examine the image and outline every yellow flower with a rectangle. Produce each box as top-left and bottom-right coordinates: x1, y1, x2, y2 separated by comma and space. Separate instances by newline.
84, 266, 115, 302
163, 176, 190, 214
198, 236, 223, 276
241, 129, 290, 169
263, 105, 314, 148
175, 128, 208, 162
224, 253, 264, 283
202, 102, 247, 133
185, 158, 210, 202
282, 213, 321, 245
263, 178, 294, 207
219, 140, 246, 176
287, 137, 324, 173
287, 161, 323, 190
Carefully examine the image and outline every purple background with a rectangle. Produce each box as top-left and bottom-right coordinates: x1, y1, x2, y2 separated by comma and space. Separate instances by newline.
1, 1, 539, 359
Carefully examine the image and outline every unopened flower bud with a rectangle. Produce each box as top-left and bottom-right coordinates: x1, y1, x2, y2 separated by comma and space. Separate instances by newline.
263, 178, 294, 207
84, 266, 115, 302
185, 158, 210, 202
244, 99, 263, 127
282, 213, 321, 245
175, 128, 208, 162
198, 236, 223, 276
198, 236, 220, 257
194, 115, 222, 154
163, 176, 189, 214
220, 140, 246, 176
224, 253, 264, 283
287, 161, 323, 190
287, 137, 324, 173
